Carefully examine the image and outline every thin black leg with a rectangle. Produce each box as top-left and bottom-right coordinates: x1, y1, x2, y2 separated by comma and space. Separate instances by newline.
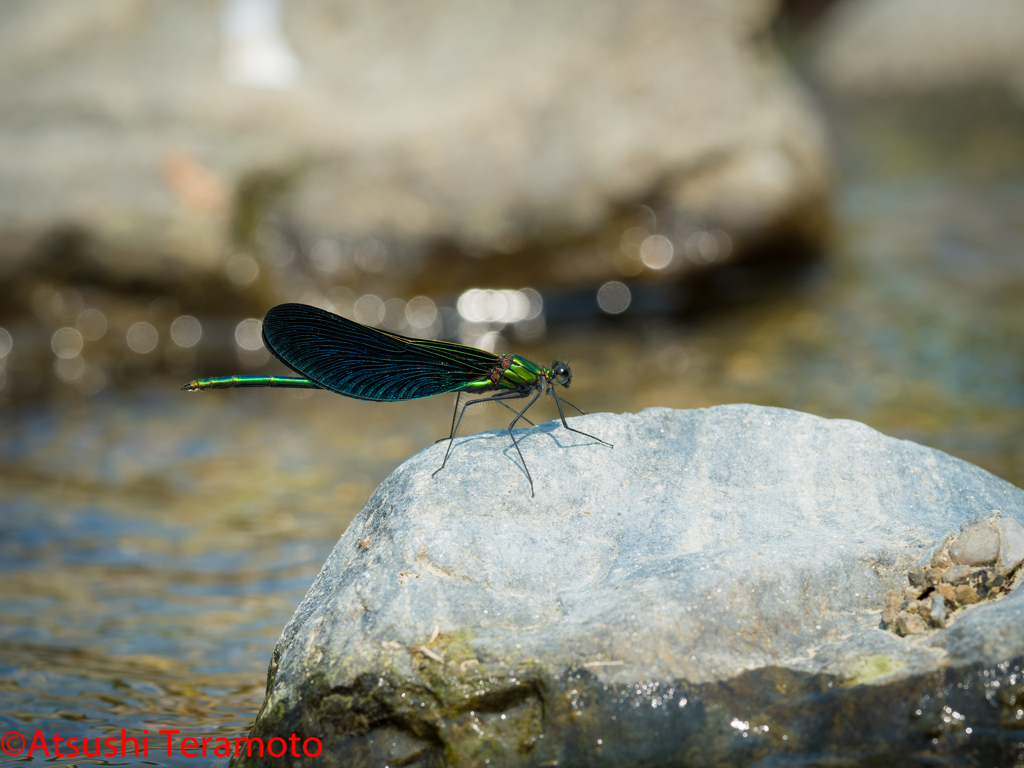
556, 396, 587, 416
495, 400, 536, 426
435, 392, 535, 443
433, 390, 531, 476
551, 390, 613, 447
445, 391, 462, 440
505, 387, 544, 496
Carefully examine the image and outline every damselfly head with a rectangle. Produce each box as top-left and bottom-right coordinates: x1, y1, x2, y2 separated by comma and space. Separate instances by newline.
551, 361, 572, 387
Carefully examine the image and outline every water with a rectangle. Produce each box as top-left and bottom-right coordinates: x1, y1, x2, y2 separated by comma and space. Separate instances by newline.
2, 94, 1023, 764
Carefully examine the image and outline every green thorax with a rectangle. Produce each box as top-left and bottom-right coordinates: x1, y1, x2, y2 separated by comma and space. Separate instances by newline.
458, 354, 546, 393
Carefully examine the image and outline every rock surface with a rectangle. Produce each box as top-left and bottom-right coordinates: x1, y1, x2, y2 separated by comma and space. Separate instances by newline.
239, 405, 1024, 767
0, 0, 829, 282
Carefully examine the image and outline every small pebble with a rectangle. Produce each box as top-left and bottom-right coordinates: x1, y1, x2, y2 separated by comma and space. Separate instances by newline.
924, 567, 945, 585
903, 585, 923, 600
942, 565, 971, 584
876, 593, 901, 626
930, 594, 947, 627
954, 584, 979, 605
930, 550, 953, 569
994, 518, 1024, 575
883, 590, 902, 626
908, 567, 927, 587
936, 583, 956, 604
973, 569, 1003, 598
897, 612, 927, 636
949, 523, 1000, 566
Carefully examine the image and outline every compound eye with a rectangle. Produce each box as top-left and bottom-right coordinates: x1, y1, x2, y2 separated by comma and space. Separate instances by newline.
552, 362, 571, 386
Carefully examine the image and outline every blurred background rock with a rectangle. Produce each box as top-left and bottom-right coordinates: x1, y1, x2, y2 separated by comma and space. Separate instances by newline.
814, 0, 1024, 98
0, 0, 831, 398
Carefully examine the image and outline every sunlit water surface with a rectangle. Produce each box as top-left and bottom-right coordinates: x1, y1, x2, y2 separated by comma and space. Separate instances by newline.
2, 95, 1023, 765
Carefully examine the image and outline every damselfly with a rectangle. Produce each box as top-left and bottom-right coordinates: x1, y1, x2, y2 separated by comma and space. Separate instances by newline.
182, 303, 611, 494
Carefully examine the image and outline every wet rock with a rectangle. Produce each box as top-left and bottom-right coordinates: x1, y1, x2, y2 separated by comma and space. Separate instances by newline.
0, 1, 829, 288
240, 405, 1024, 767
948, 523, 1000, 566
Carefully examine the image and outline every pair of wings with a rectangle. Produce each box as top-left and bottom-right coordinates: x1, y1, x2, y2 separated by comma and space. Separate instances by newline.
262, 303, 501, 402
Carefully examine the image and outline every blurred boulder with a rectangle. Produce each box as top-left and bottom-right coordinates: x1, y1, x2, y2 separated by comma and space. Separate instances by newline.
815, 0, 1024, 98
0, 0, 830, 289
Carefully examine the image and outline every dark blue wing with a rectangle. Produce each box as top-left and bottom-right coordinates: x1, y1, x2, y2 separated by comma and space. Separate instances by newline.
261, 303, 499, 401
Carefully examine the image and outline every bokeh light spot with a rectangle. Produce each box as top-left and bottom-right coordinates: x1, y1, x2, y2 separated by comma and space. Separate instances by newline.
0, 327, 12, 358
597, 282, 632, 315
311, 239, 349, 274
54, 355, 85, 382
640, 235, 674, 270
620, 227, 649, 254
354, 295, 385, 326
170, 316, 203, 348
327, 286, 356, 316
405, 297, 437, 329
699, 232, 720, 261
456, 289, 536, 323
77, 365, 107, 395
226, 252, 260, 285
356, 241, 388, 273
382, 298, 407, 331
77, 308, 108, 340
51, 327, 84, 358
126, 322, 159, 354
54, 288, 84, 320
234, 319, 264, 350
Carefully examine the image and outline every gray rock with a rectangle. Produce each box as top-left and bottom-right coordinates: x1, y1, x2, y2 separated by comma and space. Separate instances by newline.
240, 405, 1024, 767
948, 522, 1001, 566
929, 593, 947, 627
995, 517, 1024, 575
814, 0, 1024, 99
0, 1, 829, 282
